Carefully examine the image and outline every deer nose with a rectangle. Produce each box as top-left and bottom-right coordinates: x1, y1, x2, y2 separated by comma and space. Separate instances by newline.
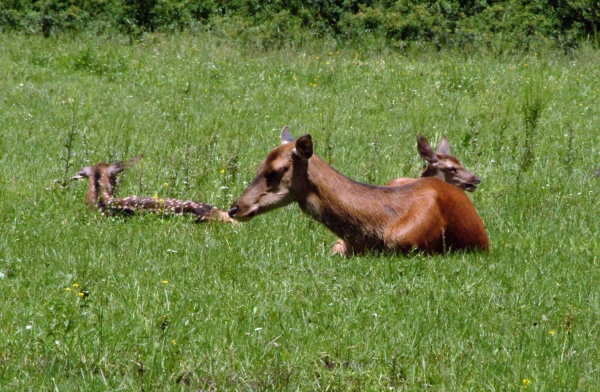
473, 176, 481, 184
228, 205, 239, 218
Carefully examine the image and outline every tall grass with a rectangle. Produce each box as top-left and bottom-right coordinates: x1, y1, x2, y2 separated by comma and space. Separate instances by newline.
0, 32, 599, 390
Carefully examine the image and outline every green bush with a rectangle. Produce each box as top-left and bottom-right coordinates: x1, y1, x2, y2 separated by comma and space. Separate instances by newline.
1, 0, 598, 49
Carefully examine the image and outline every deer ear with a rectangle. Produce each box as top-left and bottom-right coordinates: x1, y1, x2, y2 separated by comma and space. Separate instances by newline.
417, 134, 438, 164
108, 155, 142, 177
125, 155, 143, 169
107, 162, 125, 177
280, 126, 295, 145
436, 135, 450, 155
293, 134, 313, 159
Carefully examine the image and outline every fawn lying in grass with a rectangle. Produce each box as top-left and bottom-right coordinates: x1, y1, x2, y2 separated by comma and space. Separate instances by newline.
72, 156, 232, 223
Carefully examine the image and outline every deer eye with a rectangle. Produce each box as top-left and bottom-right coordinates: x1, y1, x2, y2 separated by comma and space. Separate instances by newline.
448, 166, 457, 173
265, 169, 283, 184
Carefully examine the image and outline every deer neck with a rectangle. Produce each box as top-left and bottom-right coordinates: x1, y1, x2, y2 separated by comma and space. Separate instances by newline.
96, 167, 117, 210
84, 172, 100, 207
420, 164, 438, 179
297, 155, 397, 245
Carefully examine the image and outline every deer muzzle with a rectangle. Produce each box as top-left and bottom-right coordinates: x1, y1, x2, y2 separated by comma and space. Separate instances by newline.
228, 205, 239, 218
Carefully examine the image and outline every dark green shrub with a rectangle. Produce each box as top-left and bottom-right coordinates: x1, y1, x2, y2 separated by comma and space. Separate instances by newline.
0, 0, 598, 50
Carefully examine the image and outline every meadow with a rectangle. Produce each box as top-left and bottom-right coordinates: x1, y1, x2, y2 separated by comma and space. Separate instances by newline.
0, 32, 599, 390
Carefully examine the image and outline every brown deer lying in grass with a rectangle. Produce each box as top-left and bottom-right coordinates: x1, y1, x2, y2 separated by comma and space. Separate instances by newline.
71, 157, 232, 223
228, 127, 489, 255
331, 133, 481, 255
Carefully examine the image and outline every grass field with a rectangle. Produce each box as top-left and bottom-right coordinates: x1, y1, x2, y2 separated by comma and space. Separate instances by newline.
1, 32, 599, 390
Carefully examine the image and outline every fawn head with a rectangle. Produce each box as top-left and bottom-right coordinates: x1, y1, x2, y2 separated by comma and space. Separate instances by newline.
71, 156, 142, 207
417, 134, 480, 192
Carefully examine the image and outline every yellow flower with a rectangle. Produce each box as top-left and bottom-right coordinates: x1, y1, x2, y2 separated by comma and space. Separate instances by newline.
522, 378, 531, 387
73, 283, 79, 288
549, 330, 555, 335
220, 169, 225, 174
78, 291, 85, 297
163, 280, 169, 284
162, 182, 168, 188
171, 339, 176, 345
65, 287, 71, 292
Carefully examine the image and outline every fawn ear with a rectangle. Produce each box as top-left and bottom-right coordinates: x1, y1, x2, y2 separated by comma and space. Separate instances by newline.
125, 155, 143, 168
293, 134, 313, 159
280, 126, 295, 145
417, 134, 438, 164
436, 135, 450, 155
107, 162, 125, 177
108, 155, 142, 177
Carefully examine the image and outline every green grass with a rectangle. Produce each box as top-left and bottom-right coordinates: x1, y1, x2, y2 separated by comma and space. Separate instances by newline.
1, 32, 599, 390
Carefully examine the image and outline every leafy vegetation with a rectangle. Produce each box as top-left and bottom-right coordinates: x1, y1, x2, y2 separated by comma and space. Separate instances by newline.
1, 0, 599, 50
1, 32, 599, 390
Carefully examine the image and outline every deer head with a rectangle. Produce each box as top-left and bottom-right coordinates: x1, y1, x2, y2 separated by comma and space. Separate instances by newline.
71, 156, 142, 209
228, 126, 313, 221
417, 134, 480, 192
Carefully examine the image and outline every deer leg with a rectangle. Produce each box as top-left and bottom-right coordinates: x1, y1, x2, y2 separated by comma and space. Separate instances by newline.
331, 238, 349, 256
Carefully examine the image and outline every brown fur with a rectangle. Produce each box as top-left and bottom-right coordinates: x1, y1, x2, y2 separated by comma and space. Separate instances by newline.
332, 133, 481, 255
386, 134, 480, 191
228, 127, 489, 255
72, 157, 232, 223
72, 156, 142, 210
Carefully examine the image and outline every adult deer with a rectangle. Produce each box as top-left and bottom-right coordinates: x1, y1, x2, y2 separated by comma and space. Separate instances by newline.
228, 127, 489, 255
72, 157, 232, 223
331, 133, 481, 254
